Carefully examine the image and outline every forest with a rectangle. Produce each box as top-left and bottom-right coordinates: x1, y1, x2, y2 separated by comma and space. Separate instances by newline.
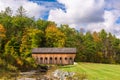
0, 6, 120, 71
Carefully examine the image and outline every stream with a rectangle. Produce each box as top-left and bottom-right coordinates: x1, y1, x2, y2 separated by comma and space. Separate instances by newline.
1, 66, 57, 80
1, 65, 76, 80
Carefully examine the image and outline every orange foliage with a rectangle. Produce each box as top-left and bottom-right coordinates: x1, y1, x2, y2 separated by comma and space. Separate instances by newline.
92, 32, 101, 42
0, 24, 6, 37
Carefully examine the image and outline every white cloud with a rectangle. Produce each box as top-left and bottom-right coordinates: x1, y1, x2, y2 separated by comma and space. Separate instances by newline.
48, 0, 120, 38
103, 10, 119, 31
106, 0, 120, 10
0, 0, 46, 18
1, 0, 120, 38
86, 10, 120, 38
48, 0, 105, 25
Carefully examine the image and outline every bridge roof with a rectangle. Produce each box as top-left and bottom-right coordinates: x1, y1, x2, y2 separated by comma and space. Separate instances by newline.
32, 48, 76, 54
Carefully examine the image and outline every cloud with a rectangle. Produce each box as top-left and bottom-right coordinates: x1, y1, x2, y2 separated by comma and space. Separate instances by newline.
0, 0, 120, 38
48, 0, 120, 38
105, 0, 120, 10
86, 10, 120, 38
48, 0, 105, 25
0, 0, 46, 19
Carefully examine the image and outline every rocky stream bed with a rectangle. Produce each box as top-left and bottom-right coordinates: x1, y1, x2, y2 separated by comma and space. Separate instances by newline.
1, 66, 75, 80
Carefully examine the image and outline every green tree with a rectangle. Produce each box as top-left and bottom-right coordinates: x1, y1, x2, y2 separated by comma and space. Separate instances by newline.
36, 19, 50, 31
99, 29, 108, 57
16, 6, 26, 17
83, 32, 96, 62
3, 37, 20, 71
59, 24, 78, 47
4, 7, 12, 16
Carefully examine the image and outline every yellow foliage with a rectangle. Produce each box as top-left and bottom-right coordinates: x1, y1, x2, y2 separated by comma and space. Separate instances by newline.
20, 28, 43, 54
45, 25, 66, 47
92, 32, 101, 42
0, 24, 6, 38
16, 58, 23, 66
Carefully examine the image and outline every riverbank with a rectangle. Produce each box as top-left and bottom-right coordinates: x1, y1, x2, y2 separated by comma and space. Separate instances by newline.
0, 65, 58, 80
0, 64, 85, 80
0, 70, 18, 80
1, 62, 120, 80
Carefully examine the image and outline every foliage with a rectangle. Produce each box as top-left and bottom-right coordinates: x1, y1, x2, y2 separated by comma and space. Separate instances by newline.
45, 23, 66, 47
0, 24, 6, 37
0, 24, 6, 53
0, 6, 120, 71
20, 28, 43, 56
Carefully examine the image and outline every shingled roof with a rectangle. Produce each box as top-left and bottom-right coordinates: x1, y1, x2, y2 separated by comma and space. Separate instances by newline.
32, 48, 76, 54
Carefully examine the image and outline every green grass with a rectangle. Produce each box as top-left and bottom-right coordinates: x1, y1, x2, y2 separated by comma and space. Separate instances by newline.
59, 62, 120, 80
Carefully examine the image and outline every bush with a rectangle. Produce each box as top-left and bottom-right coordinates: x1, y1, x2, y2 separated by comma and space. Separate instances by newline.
7, 64, 17, 71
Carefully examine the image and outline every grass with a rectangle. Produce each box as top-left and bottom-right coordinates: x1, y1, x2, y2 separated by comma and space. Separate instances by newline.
59, 62, 120, 80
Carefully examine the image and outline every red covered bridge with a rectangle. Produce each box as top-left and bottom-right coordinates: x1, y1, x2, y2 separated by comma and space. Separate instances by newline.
32, 48, 76, 65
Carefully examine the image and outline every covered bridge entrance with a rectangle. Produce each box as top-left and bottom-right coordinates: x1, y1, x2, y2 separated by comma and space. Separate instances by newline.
32, 48, 76, 65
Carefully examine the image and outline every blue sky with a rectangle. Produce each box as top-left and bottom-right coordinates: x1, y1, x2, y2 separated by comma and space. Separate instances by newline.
29, 0, 65, 20
0, 0, 120, 37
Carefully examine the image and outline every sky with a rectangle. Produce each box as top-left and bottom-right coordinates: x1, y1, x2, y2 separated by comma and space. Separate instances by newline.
0, 0, 120, 37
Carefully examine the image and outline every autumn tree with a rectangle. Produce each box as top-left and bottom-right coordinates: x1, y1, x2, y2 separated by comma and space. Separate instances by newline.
0, 24, 6, 53
1, 6, 120, 71
45, 24, 66, 47
0, 24, 6, 38
20, 28, 43, 57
